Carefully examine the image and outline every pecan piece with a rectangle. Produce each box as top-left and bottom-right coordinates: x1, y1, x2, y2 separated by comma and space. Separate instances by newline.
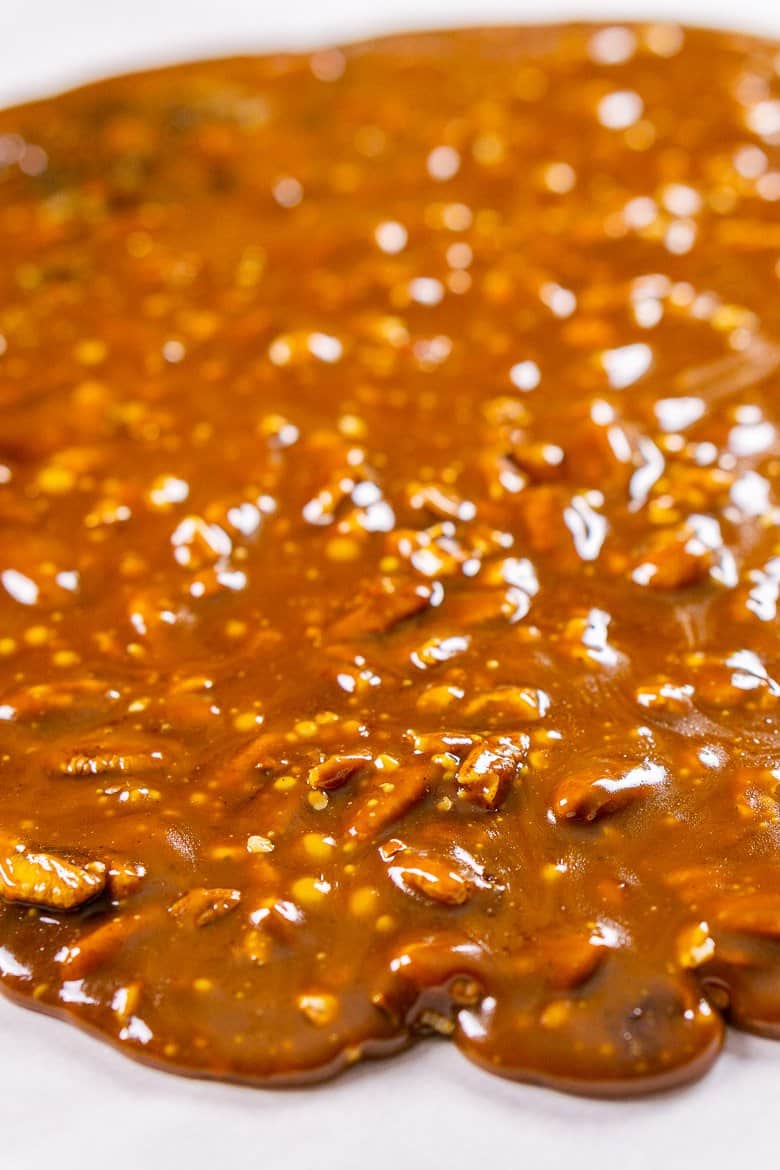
1, 679, 117, 721
631, 524, 714, 589
409, 730, 478, 756
346, 761, 439, 842
388, 931, 488, 988
59, 914, 143, 979
406, 482, 476, 521
415, 684, 465, 715
50, 745, 169, 778
515, 485, 568, 554
445, 587, 531, 626
388, 851, 472, 906
410, 634, 470, 670
712, 894, 780, 940
216, 732, 290, 787
415, 1009, 456, 1035
297, 992, 339, 1027
465, 685, 550, 722
693, 649, 780, 710
330, 577, 432, 638
106, 860, 146, 900
0, 844, 106, 911
533, 929, 608, 990
169, 887, 242, 927
456, 734, 529, 810
307, 753, 372, 791
509, 439, 567, 482
635, 681, 695, 715
552, 759, 667, 822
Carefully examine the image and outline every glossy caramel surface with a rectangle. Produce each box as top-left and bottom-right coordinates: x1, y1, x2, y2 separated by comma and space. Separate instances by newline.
0, 23, 779, 1095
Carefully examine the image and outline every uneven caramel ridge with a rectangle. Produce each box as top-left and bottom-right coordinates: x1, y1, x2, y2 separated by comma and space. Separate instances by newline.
0, 22, 779, 1097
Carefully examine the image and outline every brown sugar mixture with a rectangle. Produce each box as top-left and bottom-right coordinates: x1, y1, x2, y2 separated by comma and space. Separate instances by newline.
0, 23, 779, 1096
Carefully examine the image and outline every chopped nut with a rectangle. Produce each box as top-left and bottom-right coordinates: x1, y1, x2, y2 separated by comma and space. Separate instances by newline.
247, 834, 275, 854
169, 887, 242, 927
457, 734, 529, 809
552, 759, 667, 822
388, 852, 472, 905
713, 894, 780, 939
416, 684, 465, 714
106, 860, 146, 900
330, 577, 432, 638
298, 991, 339, 1026
0, 844, 106, 911
346, 761, 439, 841
48, 742, 169, 778
307, 753, 372, 791
60, 914, 143, 979
465, 685, 551, 722
631, 525, 714, 589
635, 681, 694, 714
415, 1008, 456, 1035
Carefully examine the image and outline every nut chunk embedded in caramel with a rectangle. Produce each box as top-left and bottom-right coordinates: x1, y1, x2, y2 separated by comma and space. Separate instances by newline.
552, 760, 667, 822
169, 888, 242, 927
388, 851, 473, 906
0, 843, 106, 911
307, 753, 372, 791
456, 734, 529, 809
346, 761, 439, 841
330, 577, 433, 638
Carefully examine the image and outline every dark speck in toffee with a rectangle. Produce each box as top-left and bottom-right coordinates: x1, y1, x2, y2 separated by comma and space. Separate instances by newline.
0, 21, 779, 1096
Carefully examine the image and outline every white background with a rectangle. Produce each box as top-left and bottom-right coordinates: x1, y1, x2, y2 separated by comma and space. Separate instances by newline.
2, 2, 779, 1168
